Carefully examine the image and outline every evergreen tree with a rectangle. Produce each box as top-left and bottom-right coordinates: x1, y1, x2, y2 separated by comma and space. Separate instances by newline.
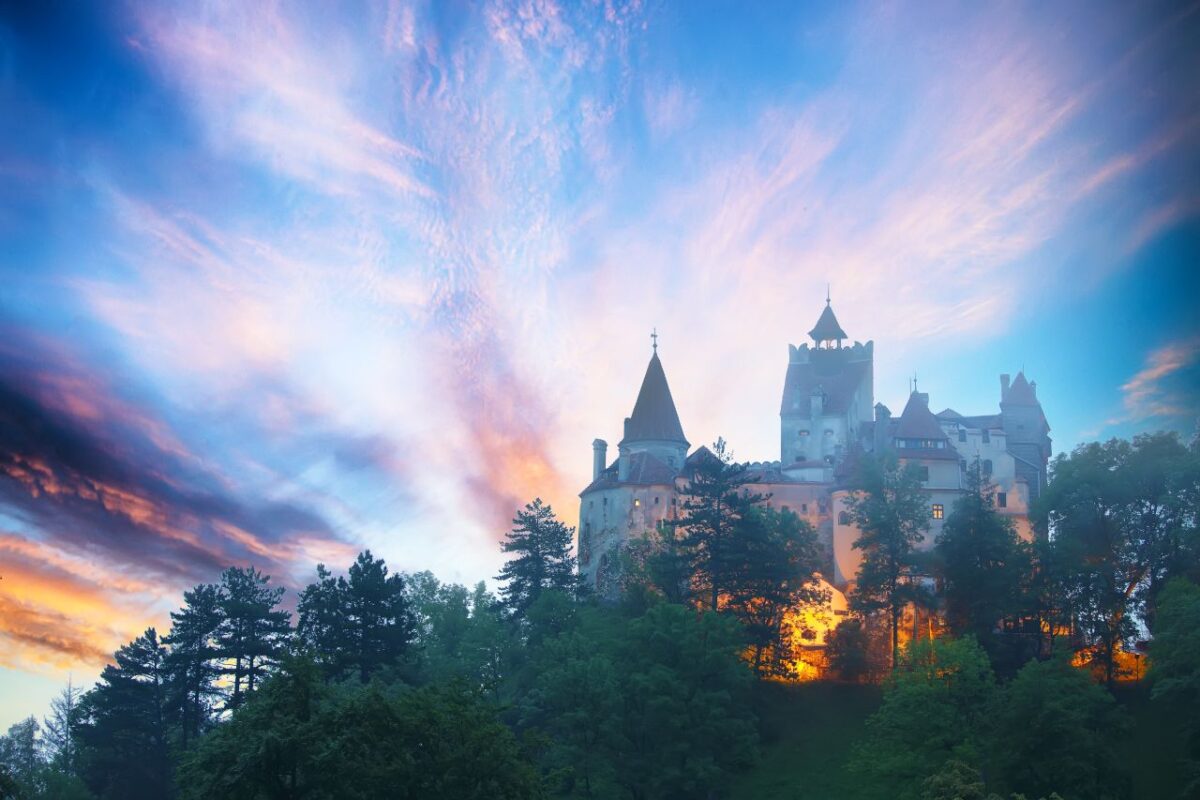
676, 439, 766, 612
722, 506, 827, 675
77, 629, 171, 800
497, 499, 578, 619
935, 460, 1033, 673
296, 563, 351, 677
216, 566, 290, 708
846, 454, 930, 668
344, 550, 416, 682
42, 679, 83, 776
163, 583, 223, 748
0, 717, 42, 789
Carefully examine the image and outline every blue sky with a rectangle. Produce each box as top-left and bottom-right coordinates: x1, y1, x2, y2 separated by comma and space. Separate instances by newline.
1, 0, 1198, 727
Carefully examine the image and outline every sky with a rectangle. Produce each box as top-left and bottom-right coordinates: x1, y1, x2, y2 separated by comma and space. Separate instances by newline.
1, 0, 1198, 728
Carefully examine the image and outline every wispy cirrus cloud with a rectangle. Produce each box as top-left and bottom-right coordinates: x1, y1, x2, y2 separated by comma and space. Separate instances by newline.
1114, 336, 1200, 427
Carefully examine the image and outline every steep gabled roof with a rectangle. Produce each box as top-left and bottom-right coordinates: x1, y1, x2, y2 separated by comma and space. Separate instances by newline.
894, 391, 949, 440
1004, 371, 1039, 406
808, 301, 848, 342
620, 353, 688, 446
579, 451, 680, 495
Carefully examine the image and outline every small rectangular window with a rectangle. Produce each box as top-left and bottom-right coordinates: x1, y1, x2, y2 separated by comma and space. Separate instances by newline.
919, 466, 930, 481
997, 492, 1007, 508
983, 459, 993, 476
932, 504, 944, 520
654, 496, 660, 505
958, 429, 966, 442
982, 430, 991, 443
801, 503, 808, 513
634, 498, 640, 508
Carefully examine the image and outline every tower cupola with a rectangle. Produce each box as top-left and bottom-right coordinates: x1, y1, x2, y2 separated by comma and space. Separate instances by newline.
808, 287, 848, 348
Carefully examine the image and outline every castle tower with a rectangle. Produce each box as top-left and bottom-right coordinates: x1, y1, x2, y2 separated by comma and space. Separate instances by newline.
999, 371, 1051, 501
780, 294, 874, 473
617, 345, 690, 478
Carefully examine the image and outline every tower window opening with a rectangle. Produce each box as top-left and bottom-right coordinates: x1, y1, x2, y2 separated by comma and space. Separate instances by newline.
997, 492, 1007, 508
838, 511, 851, 525
634, 498, 641, 508
798, 429, 809, 437
654, 496, 660, 505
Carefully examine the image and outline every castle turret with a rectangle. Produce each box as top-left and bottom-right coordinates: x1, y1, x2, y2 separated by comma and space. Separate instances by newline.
617, 342, 689, 479
808, 288, 848, 349
1000, 371, 1051, 501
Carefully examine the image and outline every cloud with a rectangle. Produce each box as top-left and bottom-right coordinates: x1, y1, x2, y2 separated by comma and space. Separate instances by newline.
1116, 336, 1200, 425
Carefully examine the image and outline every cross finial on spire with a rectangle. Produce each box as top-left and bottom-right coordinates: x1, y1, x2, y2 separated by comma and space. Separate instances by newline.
651, 327, 658, 354
826, 283, 831, 305
913, 373, 919, 393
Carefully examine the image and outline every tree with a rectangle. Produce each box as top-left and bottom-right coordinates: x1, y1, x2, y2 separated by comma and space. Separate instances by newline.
76, 629, 171, 800
675, 439, 766, 612
1150, 578, 1200, 795
163, 584, 223, 748
216, 567, 290, 709
497, 499, 579, 619
990, 654, 1130, 800
295, 563, 350, 677
721, 506, 827, 675
935, 460, 1033, 674
846, 454, 931, 668
345, 550, 416, 682
178, 657, 541, 800
849, 637, 996, 800
0, 717, 42, 789
42, 679, 83, 776
1036, 434, 1200, 686
826, 616, 890, 683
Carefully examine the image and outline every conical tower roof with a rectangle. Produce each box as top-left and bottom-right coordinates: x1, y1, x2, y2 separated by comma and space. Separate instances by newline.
808, 298, 848, 343
620, 352, 688, 446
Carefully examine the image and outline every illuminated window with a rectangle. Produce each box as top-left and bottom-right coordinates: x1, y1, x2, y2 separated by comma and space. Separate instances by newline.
634, 498, 641, 508
932, 504, 944, 520
997, 492, 1007, 508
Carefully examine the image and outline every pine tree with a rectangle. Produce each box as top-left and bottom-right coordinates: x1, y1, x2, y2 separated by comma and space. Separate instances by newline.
163, 583, 224, 747
296, 563, 352, 678
846, 454, 930, 669
0, 716, 42, 787
77, 629, 171, 800
496, 498, 578, 618
676, 439, 766, 611
344, 550, 416, 682
216, 566, 291, 708
42, 678, 83, 775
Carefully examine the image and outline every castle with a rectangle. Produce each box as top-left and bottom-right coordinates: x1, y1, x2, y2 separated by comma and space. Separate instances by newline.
577, 295, 1051, 615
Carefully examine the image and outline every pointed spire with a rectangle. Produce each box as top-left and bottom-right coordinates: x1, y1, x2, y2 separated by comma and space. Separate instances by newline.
808, 289, 848, 345
1004, 371, 1039, 406
651, 327, 658, 355
894, 390, 947, 441
620, 350, 688, 446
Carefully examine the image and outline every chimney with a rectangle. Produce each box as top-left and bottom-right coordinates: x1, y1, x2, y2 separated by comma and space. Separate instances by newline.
592, 439, 608, 481
1000, 373, 1011, 401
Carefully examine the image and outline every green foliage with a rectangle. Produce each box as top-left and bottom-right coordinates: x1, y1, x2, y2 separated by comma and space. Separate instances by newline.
216, 566, 291, 707
296, 551, 417, 683
524, 603, 758, 799
496, 499, 579, 619
935, 461, 1035, 676
850, 637, 996, 800
990, 654, 1130, 800
1150, 578, 1200, 795
76, 629, 171, 800
163, 584, 223, 748
177, 657, 540, 800
846, 454, 931, 668
1035, 433, 1200, 686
